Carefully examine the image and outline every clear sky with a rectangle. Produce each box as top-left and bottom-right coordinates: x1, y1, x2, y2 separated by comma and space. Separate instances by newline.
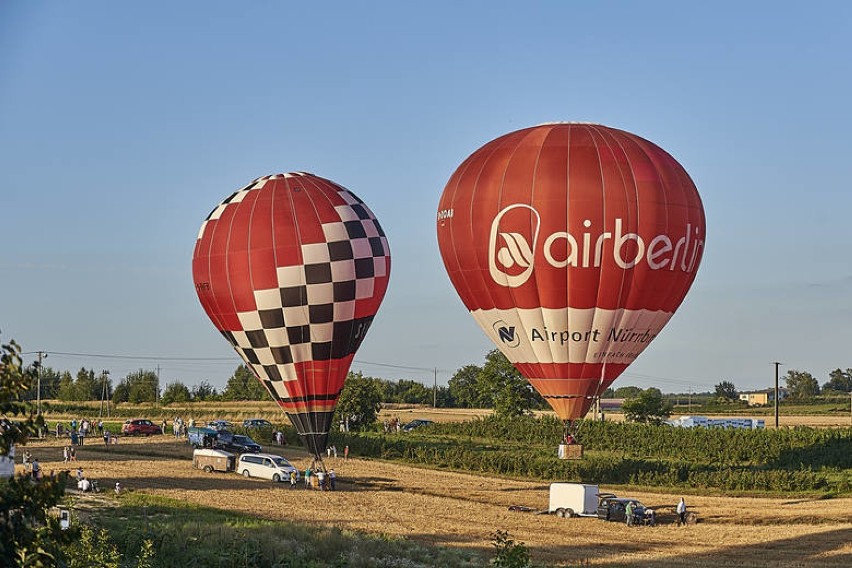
2, 1, 850, 394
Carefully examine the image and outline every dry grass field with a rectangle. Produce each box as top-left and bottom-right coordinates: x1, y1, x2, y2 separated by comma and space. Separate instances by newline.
18, 435, 852, 567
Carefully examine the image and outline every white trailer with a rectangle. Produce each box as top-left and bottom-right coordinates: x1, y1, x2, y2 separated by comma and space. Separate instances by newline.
548, 483, 599, 517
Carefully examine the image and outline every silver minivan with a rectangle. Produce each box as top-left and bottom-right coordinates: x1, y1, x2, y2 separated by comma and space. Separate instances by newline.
237, 453, 300, 482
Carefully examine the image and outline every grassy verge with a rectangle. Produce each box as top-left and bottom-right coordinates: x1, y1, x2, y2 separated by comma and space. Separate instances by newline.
78, 492, 484, 568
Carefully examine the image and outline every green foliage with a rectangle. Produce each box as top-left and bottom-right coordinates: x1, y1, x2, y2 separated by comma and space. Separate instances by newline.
823, 368, 852, 393
113, 370, 159, 404
189, 380, 218, 401
1, 338, 72, 566
613, 386, 642, 399
334, 372, 383, 431
480, 350, 541, 417
221, 365, 270, 401
621, 387, 672, 425
379, 379, 433, 404
60, 525, 154, 568
785, 370, 820, 399
448, 352, 543, 415
160, 382, 191, 405
490, 531, 530, 568
335, 415, 852, 495
448, 364, 483, 408
714, 380, 738, 401
55, 368, 110, 402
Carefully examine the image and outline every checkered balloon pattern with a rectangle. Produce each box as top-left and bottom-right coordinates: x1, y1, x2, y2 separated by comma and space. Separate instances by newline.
192, 173, 391, 457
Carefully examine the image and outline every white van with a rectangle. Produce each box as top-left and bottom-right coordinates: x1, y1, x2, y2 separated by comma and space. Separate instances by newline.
237, 453, 300, 482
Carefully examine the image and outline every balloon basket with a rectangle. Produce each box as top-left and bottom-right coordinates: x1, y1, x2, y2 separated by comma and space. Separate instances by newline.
558, 444, 583, 460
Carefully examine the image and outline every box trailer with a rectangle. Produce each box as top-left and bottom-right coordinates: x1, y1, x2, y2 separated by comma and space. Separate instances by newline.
548, 483, 600, 517
193, 448, 235, 473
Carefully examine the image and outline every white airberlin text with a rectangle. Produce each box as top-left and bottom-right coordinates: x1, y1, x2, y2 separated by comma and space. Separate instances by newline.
489, 204, 704, 287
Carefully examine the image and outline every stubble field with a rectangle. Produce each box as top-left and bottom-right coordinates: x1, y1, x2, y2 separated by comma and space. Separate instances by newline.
20, 435, 852, 567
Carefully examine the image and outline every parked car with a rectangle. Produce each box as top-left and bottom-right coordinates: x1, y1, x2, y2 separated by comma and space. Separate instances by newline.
237, 453, 299, 482
206, 419, 234, 431
242, 418, 273, 429
596, 494, 650, 525
214, 432, 261, 454
402, 419, 434, 432
121, 419, 162, 436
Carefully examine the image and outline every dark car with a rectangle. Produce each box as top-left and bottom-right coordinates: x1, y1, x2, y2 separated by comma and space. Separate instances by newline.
402, 419, 434, 432
207, 419, 234, 431
214, 432, 261, 454
242, 419, 273, 429
121, 419, 162, 436
596, 494, 648, 524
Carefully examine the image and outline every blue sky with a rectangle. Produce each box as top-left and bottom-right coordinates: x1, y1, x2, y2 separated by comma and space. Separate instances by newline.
2, 1, 850, 394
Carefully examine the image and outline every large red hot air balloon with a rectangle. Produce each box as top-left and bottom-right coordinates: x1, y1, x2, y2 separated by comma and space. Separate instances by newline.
437, 123, 705, 425
193, 172, 390, 458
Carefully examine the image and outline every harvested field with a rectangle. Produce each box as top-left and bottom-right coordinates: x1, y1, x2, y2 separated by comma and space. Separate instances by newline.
19, 436, 852, 567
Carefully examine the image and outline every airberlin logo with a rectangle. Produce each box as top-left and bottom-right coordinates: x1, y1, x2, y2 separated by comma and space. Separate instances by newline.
489, 204, 704, 288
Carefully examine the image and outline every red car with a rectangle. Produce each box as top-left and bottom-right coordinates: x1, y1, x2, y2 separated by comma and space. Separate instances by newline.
121, 419, 162, 436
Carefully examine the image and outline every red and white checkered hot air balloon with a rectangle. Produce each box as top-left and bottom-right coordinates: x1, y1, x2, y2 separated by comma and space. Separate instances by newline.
193, 173, 390, 458
437, 123, 705, 427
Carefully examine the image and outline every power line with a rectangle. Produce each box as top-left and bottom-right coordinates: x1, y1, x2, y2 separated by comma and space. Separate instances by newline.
23, 350, 451, 375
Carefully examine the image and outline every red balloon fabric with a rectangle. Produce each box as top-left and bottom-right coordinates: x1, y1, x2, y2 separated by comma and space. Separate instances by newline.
193, 173, 391, 456
437, 124, 705, 421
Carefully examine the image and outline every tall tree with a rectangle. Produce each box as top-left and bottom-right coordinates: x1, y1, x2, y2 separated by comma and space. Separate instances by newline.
448, 364, 484, 408
478, 350, 541, 417
823, 368, 852, 393
160, 381, 191, 404
613, 386, 643, 399
621, 387, 673, 425
784, 370, 820, 399
1, 338, 70, 565
714, 380, 738, 401
114, 370, 159, 404
222, 365, 269, 400
334, 372, 383, 431
190, 380, 218, 401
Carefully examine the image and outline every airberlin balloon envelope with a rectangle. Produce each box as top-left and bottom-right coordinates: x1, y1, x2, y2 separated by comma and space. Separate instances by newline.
193, 173, 390, 457
437, 123, 705, 422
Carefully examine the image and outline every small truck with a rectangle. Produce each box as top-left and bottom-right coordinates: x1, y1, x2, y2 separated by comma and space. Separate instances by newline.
548, 483, 600, 517
193, 448, 236, 473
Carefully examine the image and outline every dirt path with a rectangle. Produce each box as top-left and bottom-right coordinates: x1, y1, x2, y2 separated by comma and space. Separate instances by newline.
20, 437, 852, 567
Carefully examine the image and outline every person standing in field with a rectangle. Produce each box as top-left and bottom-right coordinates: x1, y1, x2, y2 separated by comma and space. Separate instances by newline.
304, 466, 312, 489
289, 469, 297, 489
677, 498, 687, 526
625, 501, 634, 527
344, 445, 349, 461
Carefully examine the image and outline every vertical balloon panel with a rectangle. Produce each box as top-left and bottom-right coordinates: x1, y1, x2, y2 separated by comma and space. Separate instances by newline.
193, 173, 391, 457
437, 124, 705, 421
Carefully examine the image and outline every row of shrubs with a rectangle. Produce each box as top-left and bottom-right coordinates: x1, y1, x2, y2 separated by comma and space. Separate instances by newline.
332, 431, 852, 494
423, 415, 852, 468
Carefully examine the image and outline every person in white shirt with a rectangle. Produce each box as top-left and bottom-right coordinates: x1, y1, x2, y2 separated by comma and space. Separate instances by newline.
677, 497, 687, 525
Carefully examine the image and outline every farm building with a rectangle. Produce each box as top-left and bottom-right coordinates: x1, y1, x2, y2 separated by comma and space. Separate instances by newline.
738, 388, 788, 406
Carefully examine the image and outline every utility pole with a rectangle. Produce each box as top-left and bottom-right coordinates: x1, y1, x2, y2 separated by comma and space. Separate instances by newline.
36, 351, 47, 417
99, 370, 111, 418
433, 368, 437, 408
773, 362, 782, 429
156, 365, 161, 404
